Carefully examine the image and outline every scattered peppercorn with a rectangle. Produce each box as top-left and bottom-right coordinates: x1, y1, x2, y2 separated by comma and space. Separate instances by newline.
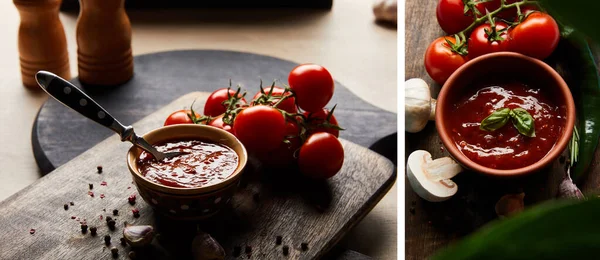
128, 194, 136, 205
301, 242, 308, 251
110, 247, 118, 258
132, 208, 140, 218
29, 229, 35, 235
113, 209, 119, 216
88, 191, 94, 197
128, 251, 136, 259
90, 226, 97, 236
108, 220, 116, 231
231, 246, 241, 257
97, 165, 103, 173
283, 245, 289, 255
120, 237, 127, 246
106, 216, 113, 222
101, 181, 107, 186
71, 216, 76, 219
104, 235, 111, 245
81, 224, 88, 234
245, 245, 252, 254
64, 204, 69, 210
69, 201, 74, 206
276, 236, 282, 245
89, 183, 93, 189
100, 194, 105, 199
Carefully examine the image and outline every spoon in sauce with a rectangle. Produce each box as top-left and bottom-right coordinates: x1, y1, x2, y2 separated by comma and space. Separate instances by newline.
35, 71, 185, 161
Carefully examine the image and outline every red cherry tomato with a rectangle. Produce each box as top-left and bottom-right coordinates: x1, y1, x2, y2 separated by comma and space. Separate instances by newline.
298, 132, 344, 179
436, 0, 486, 34
164, 110, 198, 126
204, 88, 247, 117
424, 36, 468, 85
509, 12, 559, 60
467, 21, 510, 59
483, 0, 537, 20
252, 86, 297, 114
288, 64, 334, 113
304, 109, 340, 137
208, 115, 233, 134
256, 121, 301, 168
233, 105, 286, 153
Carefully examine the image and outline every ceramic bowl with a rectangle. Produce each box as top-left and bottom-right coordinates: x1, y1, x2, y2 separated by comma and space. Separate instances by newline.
436, 52, 575, 177
126, 124, 247, 220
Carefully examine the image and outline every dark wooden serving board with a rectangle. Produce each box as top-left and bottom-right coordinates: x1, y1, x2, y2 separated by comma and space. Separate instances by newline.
4, 92, 396, 260
405, 1, 600, 259
32, 50, 397, 175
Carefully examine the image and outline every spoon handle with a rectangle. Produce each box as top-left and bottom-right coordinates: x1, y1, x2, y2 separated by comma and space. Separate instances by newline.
35, 70, 131, 140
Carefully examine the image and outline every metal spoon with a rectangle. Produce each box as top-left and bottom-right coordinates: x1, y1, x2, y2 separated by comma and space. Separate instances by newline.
35, 71, 184, 161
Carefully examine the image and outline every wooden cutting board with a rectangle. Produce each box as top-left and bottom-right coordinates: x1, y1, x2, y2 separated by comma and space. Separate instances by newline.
0, 92, 396, 259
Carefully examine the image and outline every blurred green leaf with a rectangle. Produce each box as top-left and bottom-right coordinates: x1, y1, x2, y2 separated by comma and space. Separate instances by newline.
539, 0, 600, 43
432, 199, 600, 260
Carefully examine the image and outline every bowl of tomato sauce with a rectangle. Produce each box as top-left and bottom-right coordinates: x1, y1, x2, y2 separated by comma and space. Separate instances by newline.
126, 124, 247, 220
436, 52, 575, 177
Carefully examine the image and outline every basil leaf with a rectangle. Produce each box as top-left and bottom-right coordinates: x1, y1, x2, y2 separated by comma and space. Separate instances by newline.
432, 198, 600, 260
480, 108, 510, 131
510, 108, 536, 137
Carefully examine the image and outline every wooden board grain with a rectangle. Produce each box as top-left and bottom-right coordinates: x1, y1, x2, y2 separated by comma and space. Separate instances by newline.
404, 1, 586, 259
1, 92, 396, 260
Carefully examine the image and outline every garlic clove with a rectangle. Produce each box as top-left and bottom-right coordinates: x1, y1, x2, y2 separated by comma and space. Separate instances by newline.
405, 78, 434, 133
192, 230, 225, 260
123, 225, 154, 247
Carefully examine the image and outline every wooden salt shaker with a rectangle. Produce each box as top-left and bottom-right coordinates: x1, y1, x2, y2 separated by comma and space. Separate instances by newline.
14, 0, 71, 89
76, 0, 133, 86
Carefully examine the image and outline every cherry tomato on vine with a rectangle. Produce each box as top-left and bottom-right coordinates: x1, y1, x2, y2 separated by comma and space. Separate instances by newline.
304, 109, 340, 137
233, 105, 286, 153
288, 64, 334, 113
208, 115, 233, 134
164, 110, 199, 126
467, 21, 510, 59
252, 86, 297, 114
424, 36, 467, 85
436, 0, 486, 34
484, 0, 537, 20
509, 12, 559, 60
298, 132, 344, 179
256, 121, 301, 169
204, 88, 247, 117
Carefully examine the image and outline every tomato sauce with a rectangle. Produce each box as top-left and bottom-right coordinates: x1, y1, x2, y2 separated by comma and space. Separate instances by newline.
137, 139, 238, 188
449, 81, 566, 170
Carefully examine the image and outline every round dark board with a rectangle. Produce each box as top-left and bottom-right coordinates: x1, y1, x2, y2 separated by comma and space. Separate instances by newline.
32, 50, 397, 174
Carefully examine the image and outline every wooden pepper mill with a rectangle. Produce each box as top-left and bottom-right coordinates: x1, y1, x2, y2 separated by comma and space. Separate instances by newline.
14, 0, 71, 89
76, 0, 133, 86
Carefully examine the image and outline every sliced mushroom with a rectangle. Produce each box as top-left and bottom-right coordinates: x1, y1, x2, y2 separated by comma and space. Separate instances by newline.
405, 78, 436, 133
406, 150, 462, 202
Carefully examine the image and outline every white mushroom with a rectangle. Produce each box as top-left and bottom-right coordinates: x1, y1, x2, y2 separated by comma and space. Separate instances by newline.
406, 150, 463, 202
373, 0, 397, 24
405, 78, 436, 133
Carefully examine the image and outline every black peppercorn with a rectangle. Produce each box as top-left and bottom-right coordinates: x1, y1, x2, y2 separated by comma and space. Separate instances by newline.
132, 209, 140, 218
69, 201, 74, 206
113, 209, 119, 216
233, 246, 241, 257
301, 242, 308, 251
120, 237, 127, 246
89, 183, 93, 190
89, 226, 97, 236
105, 216, 113, 223
110, 246, 118, 258
128, 251, 136, 259
97, 165, 103, 173
283, 245, 289, 255
276, 236, 282, 245
64, 204, 69, 210
107, 220, 116, 231
104, 235, 111, 245
80, 224, 88, 234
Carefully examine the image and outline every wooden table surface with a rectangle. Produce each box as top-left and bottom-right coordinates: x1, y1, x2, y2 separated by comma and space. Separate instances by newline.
0, 0, 397, 259
405, 0, 600, 259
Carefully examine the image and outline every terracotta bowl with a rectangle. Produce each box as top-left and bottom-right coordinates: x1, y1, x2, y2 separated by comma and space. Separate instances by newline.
436, 52, 575, 177
126, 124, 247, 220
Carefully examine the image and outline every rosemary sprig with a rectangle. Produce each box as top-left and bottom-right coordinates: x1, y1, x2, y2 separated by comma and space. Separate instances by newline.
569, 127, 580, 168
